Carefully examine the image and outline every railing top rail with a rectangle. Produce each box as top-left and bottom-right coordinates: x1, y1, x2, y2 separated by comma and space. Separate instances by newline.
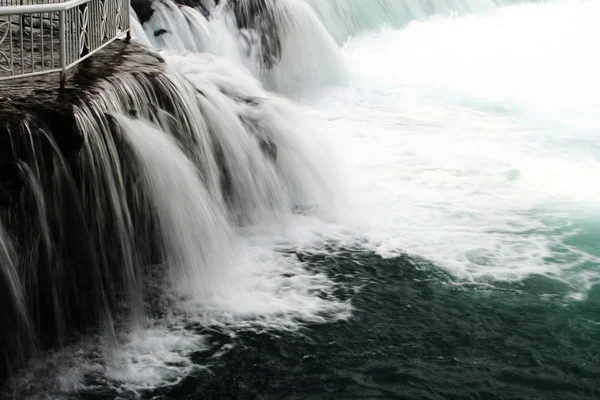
0, 0, 91, 15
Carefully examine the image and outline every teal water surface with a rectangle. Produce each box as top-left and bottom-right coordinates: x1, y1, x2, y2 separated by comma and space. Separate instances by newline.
76, 246, 600, 399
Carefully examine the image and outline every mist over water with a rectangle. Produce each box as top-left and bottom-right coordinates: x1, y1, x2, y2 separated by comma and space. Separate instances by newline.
4, 0, 600, 398
310, 0, 600, 292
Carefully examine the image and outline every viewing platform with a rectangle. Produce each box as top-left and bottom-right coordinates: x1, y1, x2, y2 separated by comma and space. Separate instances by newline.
0, 0, 130, 88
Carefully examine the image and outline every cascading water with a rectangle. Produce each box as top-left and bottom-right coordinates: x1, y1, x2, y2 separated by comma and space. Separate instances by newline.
0, 219, 31, 371
164, 51, 344, 222
1, 14, 346, 393
0, 113, 123, 366
132, 0, 346, 94
115, 115, 236, 297
3, 0, 596, 398
0, 222, 24, 323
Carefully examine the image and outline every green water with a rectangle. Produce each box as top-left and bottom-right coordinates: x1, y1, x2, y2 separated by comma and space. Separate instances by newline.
76, 246, 600, 399
174, 253, 600, 399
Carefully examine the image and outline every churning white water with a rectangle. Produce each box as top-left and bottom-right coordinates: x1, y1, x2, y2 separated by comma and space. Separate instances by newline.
9, 0, 600, 397
307, 0, 600, 291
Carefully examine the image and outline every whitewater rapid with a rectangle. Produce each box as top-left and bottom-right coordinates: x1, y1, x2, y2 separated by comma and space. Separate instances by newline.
307, 0, 600, 291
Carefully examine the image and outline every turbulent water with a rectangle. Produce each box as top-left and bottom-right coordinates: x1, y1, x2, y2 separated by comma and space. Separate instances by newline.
4, 0, 600, 398
318, 0, 600, 286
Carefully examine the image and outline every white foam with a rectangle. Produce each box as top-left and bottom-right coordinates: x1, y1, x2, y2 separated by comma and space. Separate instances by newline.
305, 1, 600, 290
103, 327, 205, 394
6, 324, 206, 399
7, 230, 352, 397
179, 232, 353, 332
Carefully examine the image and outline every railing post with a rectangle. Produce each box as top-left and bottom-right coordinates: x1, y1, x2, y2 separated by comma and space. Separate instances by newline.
59, 9, 66, 91
19, 0, 24, 33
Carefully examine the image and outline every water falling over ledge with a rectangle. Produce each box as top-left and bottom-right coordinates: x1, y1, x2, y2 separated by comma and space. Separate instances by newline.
0, 37, 345, 388
2, 0, 587, 397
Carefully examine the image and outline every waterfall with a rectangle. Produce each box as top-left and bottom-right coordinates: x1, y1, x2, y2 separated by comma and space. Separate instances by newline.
164, 51, 342, 222
0, 223, 25, 323
115, 115, 235, 297
0, 30, 342, 382
132, 0, 346, 94
1, 0, 592, 396
0, 113, 128, 383
0, 219, 31, 370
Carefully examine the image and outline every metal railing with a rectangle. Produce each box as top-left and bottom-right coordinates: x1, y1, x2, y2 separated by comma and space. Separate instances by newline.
0, 0, 130, 89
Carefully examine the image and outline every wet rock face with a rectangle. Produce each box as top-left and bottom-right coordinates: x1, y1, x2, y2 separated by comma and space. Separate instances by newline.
132, 0, 155, 24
